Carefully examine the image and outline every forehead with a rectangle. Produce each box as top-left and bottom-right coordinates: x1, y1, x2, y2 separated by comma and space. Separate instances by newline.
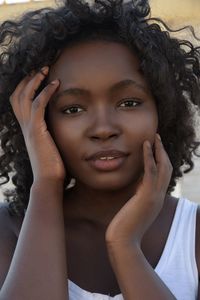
48, 41, 149, 92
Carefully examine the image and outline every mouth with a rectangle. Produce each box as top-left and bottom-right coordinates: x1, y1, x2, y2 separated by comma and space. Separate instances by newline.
85, 150, 129, 171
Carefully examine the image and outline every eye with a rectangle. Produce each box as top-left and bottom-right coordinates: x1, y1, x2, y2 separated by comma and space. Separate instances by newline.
119, 99, 142, 108
62, 106, 83, 114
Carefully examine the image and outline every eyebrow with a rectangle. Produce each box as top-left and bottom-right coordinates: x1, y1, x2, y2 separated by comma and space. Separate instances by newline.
52, 79, 148, 104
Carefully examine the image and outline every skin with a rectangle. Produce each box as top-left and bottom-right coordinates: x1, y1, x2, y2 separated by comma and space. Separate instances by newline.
46, 40, 158, 225
44, 41, 176, 298
0, 40, 200, 298
48, 42, 158, 191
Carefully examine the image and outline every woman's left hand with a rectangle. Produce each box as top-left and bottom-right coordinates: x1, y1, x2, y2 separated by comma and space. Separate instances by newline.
105, 134, 173, 247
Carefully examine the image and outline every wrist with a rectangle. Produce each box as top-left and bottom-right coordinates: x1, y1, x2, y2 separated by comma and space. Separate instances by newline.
30, 178, 65, 205
32, 177, 65, 189
106, 239, 141, 255
106, 241, 144, 273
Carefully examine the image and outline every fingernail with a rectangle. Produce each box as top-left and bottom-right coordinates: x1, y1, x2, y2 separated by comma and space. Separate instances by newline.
145, 140, 151, 148
40, 66, 49, 76
50, 79, 60, 85
156, 133, 161, 141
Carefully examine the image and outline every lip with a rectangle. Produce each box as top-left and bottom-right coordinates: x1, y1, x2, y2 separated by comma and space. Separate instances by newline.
85, 149, 129, 172
85, 149, 129, 161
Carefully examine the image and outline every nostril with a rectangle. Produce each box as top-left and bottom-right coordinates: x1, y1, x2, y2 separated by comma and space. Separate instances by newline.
88, 125, 121, 140
91, 133, 118, 141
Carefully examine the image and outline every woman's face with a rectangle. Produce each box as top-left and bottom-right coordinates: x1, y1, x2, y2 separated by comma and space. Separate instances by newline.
47, 40, 158, 191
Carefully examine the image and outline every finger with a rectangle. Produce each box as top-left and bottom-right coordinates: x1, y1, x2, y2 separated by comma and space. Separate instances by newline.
9, 74, 35, 130
20, 66, 49, 103
9, 74, 34, 115
19, 67, 49, 120
19, 70, 50, 130
9, 68, 44, 105
9, 67, 48, 124
155, 134, 173, 191
143, 140, 157, 184
20, 67, 49, 123
30, 79, 60, 127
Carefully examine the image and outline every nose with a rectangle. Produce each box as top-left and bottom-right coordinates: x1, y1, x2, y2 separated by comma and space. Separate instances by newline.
87, 108, 121, 141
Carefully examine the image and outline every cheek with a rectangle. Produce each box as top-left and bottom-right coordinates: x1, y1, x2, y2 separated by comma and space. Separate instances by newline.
126, 109, 158, 144
127, 112, 158, 176
50, 125, 81, 158
50, 127, 82, 178
46, 111, 81, 162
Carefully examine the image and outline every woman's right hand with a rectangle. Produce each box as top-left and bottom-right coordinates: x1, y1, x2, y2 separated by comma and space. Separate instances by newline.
9, 66, 67, 183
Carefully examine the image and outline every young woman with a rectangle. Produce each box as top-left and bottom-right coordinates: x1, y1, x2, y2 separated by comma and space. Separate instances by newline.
0, 0, 200, 299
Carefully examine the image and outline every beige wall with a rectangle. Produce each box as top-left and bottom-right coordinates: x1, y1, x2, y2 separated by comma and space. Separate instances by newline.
152, 0, 200, 21
0, 0, 200, 202
0, 1, 55, 21
151, 0, 200, 45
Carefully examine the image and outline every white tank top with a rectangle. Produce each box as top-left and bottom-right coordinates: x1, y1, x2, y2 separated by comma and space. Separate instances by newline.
67, 197, 199, 300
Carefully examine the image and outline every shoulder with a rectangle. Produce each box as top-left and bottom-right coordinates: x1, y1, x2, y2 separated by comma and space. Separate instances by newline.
0, 201, 23, 237
0, 202, 13, 229
0, 201, 23, 239
195, 204, 200, 274
0, 201, 21, 288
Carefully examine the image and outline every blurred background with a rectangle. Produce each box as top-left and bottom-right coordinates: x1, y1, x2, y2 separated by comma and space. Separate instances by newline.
0, 0, 200, 202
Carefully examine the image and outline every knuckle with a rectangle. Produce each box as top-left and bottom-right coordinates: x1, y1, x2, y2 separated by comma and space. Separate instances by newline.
148, 164, 157, 176
9, 94, 17, 103
9, 95, 13, 103
20, 90, 28, 100
32, 98, 41, 109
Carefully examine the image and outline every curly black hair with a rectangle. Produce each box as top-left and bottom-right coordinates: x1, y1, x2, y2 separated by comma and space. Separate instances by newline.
0, 0, 200, 217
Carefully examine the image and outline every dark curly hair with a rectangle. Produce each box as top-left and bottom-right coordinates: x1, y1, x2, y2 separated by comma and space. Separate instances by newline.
0, 0, 200, 217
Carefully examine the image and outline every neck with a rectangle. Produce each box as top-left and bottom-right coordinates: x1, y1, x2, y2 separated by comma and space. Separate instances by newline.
64, 180, 138, 229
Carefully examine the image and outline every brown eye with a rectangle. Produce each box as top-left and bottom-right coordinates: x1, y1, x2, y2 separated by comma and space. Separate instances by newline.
120, 99, 142, 107
63, 106, 83, 114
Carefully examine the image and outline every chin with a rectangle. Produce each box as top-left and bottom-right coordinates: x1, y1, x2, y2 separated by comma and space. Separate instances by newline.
79, 173, 138, 192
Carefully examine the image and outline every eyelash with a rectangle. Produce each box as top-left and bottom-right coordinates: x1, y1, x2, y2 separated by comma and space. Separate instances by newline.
62, 99, 142, 115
